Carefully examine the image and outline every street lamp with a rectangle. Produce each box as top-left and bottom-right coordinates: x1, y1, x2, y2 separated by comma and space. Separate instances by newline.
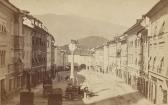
68, 40, 77, 84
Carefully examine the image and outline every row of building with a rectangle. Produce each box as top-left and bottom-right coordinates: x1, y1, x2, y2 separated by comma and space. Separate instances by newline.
86, 0, 168, 104
0, 0, 58, 104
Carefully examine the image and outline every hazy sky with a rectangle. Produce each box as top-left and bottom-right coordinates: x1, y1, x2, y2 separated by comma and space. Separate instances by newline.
10, 0, 159, 27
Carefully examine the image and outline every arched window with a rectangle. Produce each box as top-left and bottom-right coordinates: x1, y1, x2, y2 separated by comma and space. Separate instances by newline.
159, 21, 165, 35
154, 25, 157, 37
152, 57, 156, 71
135, 39, 137, 48
158, 57, 164, 73
148, 57, 152, 70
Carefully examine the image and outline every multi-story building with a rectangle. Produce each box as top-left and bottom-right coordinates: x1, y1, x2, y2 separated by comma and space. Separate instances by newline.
87, 0, 168, 104
67, 48, 92, 70
0, 0, 24, 103
55, 47, 68, 70
46, 34, 55, 77
119, 35, 128, 81
0, 1, 55, 104
108, 39, 117, 73
103, 42, 109, 73
55, 47, 63, 68
22, 19, 33, 88
124, 19, 144, 89
93, 46, 104, 72
145, 0, 168, 104
115, 37, 122, 78
134, 16, 149, 98
29, 15, 49, 86
51, 38, 56, 78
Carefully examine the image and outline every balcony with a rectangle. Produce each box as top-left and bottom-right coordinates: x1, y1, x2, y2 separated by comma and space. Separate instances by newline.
14, 36, 24, 50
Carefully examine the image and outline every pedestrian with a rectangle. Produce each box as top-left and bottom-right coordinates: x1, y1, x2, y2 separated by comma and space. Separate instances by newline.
84, 87, 89, 99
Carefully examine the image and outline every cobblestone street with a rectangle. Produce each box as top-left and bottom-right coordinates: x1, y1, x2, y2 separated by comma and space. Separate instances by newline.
79, 70, 155, 105
2, 70, 164, 105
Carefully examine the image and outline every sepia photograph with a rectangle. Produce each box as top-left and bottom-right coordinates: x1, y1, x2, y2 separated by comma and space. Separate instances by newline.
0, 0, 168, 105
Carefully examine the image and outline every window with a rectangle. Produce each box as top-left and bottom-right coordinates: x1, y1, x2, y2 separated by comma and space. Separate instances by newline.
135, 39, 137, 48
0, 50, 6, 67
159, 21, 165, 35
152, 57, 156, 71
148, 57, 152, 69
158, 57, 164, 73
135, 58, 137, 65
153, 25, 157, 39
9, 79, 12, 91
0, 24, 7, 34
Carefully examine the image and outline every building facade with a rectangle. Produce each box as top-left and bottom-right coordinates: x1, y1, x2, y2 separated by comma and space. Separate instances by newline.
124, 20, 144, 89
0, 1, 55, 105
119, 36, 128, 82
0, 1, 24, 103
108, 39, 117, 73
55, 47, 68, 70
93, 46, 104, 72
31, 18, 48, 86
103, 43, 109, 73
146, 0, 168, 103
22, 24, 32, 88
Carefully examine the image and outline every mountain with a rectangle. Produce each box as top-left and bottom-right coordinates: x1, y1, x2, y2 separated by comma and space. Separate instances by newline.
77, 36, 108, 49
35, 14, 127, 45
60, 36, 108, 54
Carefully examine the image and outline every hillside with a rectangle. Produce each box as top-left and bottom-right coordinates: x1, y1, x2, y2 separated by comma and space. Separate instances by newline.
60, 36, 108, 54
77, 36, 108, 49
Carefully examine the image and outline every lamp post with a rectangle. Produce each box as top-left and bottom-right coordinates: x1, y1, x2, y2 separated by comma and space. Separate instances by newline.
68, 40, 77, 84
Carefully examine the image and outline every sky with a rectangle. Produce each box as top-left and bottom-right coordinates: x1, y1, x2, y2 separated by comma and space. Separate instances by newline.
10, 0, 159, 27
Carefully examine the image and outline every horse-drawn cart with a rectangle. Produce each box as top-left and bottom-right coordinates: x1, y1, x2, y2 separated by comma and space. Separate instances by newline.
65, 84, 84, 100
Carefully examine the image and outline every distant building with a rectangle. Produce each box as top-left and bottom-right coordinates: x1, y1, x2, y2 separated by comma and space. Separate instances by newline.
46, 34, 53, 75
119, 35, 127, 80
103, 42, 109, 73
108, 39, 117, 73
92, 46, 104, 72
55, 47, 68, 70
67, 48, 92, 69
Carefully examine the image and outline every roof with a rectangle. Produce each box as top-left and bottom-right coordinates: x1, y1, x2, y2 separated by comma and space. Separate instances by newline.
124, 19, 144, 35
0, 0, 20, 13
145, 0, 168, 18
108, 39, 116, 43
